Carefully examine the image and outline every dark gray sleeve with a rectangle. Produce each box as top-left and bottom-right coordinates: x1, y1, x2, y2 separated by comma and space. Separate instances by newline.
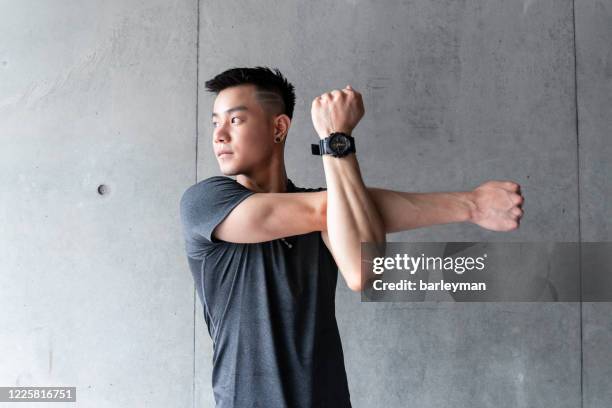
179, 176, 256, 247
302, 186, 327, 193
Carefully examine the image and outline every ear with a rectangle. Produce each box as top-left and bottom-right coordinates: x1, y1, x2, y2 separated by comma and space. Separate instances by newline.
273, 114, 291, 138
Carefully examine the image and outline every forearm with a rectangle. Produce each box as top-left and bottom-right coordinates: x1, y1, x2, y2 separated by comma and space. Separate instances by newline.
323, 154, 386, 290
368, 188, 475, 233
317, 188, 474, 233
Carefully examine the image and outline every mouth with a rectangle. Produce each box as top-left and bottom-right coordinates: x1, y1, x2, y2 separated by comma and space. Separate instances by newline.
217, 152, 233, 158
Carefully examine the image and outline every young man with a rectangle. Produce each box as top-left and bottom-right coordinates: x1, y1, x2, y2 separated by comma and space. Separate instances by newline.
180, 67, 524, 408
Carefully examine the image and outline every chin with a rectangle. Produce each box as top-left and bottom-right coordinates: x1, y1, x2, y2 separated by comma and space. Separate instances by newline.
219, 165, 240, 176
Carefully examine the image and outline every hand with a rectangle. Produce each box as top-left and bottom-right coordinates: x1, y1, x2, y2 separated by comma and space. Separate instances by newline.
311, 85, 364, 140
468, 180, 524, 231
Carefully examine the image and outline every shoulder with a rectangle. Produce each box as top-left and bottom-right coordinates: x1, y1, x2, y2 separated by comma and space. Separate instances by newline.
179, 176, 254, 245
181, 176, 241, 202
187, 175, 236, 193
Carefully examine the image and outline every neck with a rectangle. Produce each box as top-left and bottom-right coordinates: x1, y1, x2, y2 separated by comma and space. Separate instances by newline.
236, 153, 288, 193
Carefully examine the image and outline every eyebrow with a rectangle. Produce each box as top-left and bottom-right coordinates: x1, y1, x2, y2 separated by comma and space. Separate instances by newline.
211, 105, 248, 118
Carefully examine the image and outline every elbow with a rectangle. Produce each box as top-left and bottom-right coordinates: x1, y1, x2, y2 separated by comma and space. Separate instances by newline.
347, 274, 363, 292
348, 282, 363, 292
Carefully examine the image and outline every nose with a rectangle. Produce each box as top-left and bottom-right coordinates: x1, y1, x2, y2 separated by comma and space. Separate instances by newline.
213, 124, 230, 144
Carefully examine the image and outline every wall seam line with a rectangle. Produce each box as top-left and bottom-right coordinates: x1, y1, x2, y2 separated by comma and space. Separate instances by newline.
193, 0, 201, 407
570, 0, 583, 407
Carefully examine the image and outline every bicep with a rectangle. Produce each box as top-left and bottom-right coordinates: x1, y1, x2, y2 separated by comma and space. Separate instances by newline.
213, 192, 324, 243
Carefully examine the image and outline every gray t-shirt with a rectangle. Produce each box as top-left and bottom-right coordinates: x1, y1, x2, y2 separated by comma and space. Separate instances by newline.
179, 175, 352, 408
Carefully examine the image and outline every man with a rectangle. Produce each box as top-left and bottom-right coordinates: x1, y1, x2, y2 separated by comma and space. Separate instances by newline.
179, 66, 524, 407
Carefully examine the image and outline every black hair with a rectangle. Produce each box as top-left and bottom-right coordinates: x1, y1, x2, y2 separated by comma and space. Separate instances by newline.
204, 66, 296, 121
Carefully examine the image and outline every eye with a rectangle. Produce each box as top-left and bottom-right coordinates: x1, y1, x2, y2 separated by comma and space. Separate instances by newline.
212, 117, 242, 127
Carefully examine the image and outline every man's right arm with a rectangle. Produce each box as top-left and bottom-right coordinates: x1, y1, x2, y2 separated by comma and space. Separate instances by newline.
212, 191, 327, 243
213, 180, 522, 244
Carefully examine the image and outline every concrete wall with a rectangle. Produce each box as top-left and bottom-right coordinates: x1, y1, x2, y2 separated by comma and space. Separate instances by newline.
0, 2, 197, 407
1, 0, 610, 407
575, 1, 612, 407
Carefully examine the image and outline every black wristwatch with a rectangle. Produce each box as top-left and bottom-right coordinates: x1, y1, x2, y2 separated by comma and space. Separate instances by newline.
311, 132, 356, 158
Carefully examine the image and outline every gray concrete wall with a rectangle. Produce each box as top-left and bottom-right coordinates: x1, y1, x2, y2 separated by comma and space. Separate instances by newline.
1, 0, 610, 407
0, 1, 197, 407
576, 1, 612, 407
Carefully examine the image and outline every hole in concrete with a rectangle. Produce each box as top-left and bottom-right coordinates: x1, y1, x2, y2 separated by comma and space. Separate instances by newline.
97, 184, 109, 195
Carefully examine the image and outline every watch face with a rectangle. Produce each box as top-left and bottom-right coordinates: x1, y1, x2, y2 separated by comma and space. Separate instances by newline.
329, 134, 350, 156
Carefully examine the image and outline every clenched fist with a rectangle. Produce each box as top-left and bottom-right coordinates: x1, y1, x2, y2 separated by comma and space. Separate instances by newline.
469, 180, 524, 231
311, 85, 364, 140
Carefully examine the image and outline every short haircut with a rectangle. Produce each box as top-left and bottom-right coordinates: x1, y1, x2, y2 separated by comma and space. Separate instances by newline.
204, 66, 296, 121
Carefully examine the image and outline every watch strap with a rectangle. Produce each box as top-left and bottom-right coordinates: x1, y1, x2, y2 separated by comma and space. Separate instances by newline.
311, 133, 355, 157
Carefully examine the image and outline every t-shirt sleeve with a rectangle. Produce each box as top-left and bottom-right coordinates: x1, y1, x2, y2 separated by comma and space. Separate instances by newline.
301, 186, 327, 193
179, 176, 256, 250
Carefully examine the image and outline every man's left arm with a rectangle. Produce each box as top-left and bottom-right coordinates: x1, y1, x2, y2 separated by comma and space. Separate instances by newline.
312, 85, 524, 291
312, 85, 386, 292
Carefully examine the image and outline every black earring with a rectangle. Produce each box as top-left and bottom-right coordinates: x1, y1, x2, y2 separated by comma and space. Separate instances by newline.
275, 136, 282, 143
